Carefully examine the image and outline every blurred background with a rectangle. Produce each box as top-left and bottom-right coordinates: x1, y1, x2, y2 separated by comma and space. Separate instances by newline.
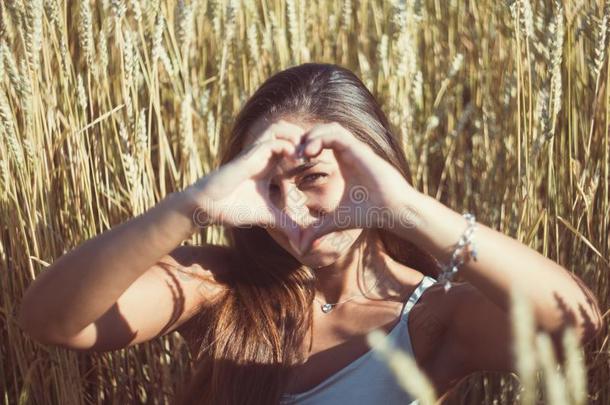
0, 0, 608, 403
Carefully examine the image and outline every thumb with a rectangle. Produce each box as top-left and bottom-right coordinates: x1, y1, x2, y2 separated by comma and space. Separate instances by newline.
268, 205, 303, 254
298, 215, 336, 256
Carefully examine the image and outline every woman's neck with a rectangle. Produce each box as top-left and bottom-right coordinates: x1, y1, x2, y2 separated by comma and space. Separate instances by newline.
311, 232, 391, 304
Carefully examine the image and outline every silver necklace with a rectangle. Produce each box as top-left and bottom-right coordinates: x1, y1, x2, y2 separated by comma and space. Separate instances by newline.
312, 247, 381, 314
313, 276, 381, 313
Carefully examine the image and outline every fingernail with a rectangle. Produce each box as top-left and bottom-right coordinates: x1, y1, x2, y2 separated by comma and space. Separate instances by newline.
299, 238, 311, 256
295, 142, 305, 158
289, 241, 300, 255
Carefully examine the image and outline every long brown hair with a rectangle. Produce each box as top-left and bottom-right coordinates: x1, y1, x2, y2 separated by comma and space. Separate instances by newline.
176, 62, 440, 405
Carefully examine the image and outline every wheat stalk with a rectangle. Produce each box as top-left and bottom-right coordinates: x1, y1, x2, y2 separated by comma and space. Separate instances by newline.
562, 327, 588, 405
536, 332, 570, 405
366, 329, 438, 405
76, 73, 87, 112
24, 0, 42, 72
175, 0, 195, 63
78, 0, 96, 75
0, 89, 24, 169
510, 285, 538, 405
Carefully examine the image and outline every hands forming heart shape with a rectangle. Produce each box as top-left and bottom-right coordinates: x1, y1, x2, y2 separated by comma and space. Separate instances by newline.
185, 119, 422, 257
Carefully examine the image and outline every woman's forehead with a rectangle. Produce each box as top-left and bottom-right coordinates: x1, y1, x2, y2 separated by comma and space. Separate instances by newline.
243, 115, 319, 146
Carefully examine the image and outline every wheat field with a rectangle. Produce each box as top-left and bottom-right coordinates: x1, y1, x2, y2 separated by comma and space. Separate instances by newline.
0, 0, 608, 403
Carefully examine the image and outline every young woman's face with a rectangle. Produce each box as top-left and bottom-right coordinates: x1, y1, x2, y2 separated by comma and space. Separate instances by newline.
242, 115, 363, 268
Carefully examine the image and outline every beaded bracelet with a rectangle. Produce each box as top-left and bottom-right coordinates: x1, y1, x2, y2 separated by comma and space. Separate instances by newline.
438, 212, 478, 292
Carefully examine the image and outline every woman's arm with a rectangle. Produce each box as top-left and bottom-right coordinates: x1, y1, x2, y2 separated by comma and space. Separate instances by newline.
386, 190, 603, 357
17, 124, 307, 352
17, 187, 220, 349
387, 189, 602, 381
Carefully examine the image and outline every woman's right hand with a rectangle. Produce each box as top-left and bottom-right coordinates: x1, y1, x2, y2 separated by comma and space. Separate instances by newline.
184, 120, 307, 248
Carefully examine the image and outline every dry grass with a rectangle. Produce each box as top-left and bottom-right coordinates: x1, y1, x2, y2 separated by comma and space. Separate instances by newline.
0, 0, 608, 403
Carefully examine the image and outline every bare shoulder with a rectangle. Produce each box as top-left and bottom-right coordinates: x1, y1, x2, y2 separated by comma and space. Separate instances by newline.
410, 280, 494, 397
165, 243, 234, 303
169, 244, 234, 274
408, 279, 454, 364
410, 280, 484, 348
165, 244, 234, 340
413, 279, 480, 322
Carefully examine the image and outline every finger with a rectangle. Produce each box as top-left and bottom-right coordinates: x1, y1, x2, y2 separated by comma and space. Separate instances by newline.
236, 138, 297, 180
267, 138, 297, 159
244, 138, 295, 162
268, 205, 303, 252
302, 137, 323, 159
262, 120, 308, 147
298, 215, 337, 256
301, 123, 356, 158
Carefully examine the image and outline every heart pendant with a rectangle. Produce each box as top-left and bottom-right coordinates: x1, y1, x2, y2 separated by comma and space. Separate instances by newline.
321, 303, 335, 313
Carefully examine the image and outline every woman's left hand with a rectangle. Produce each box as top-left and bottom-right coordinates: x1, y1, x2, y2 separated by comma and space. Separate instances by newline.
295, 122, 423, 255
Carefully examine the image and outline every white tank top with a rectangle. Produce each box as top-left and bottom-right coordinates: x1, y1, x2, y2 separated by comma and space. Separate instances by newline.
280, 275, 437, 405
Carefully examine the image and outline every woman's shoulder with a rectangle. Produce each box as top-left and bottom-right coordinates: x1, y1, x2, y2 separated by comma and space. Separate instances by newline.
173, 243, 235, 282
412, 278, 474, 329
176, 243, 235, 266
407, 277, 461, 363
172, 244, 235, 350
409, 279, 496, 396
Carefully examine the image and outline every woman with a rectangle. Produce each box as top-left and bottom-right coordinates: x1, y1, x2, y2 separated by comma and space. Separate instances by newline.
18, 63, 602, 404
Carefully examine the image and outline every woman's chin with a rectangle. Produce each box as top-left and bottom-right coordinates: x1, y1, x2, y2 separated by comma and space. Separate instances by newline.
275, 229, 362, 266
297, 244, 339, 268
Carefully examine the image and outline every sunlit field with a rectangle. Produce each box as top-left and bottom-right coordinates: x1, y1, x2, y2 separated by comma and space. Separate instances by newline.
1, 0, 608, 403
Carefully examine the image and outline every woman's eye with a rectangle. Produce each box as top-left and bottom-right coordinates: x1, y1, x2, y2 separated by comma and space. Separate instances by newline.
269, 174, 327, 193
301, 173, 327, 184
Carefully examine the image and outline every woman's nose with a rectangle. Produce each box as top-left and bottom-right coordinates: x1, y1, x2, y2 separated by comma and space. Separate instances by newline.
272, 183, 316, 227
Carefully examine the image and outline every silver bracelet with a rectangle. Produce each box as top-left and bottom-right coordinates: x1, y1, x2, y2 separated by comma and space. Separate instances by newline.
438, 212, 478, 292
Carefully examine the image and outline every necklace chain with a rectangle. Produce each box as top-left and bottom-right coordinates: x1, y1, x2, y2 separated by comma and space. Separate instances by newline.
312, 244, 381, 314
313, 275, 381, 313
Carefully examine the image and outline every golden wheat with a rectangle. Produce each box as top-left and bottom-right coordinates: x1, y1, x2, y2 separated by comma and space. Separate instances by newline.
1, 0, 608, 403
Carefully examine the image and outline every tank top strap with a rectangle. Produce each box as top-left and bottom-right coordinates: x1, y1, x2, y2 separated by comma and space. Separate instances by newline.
400, 275, 437, 317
